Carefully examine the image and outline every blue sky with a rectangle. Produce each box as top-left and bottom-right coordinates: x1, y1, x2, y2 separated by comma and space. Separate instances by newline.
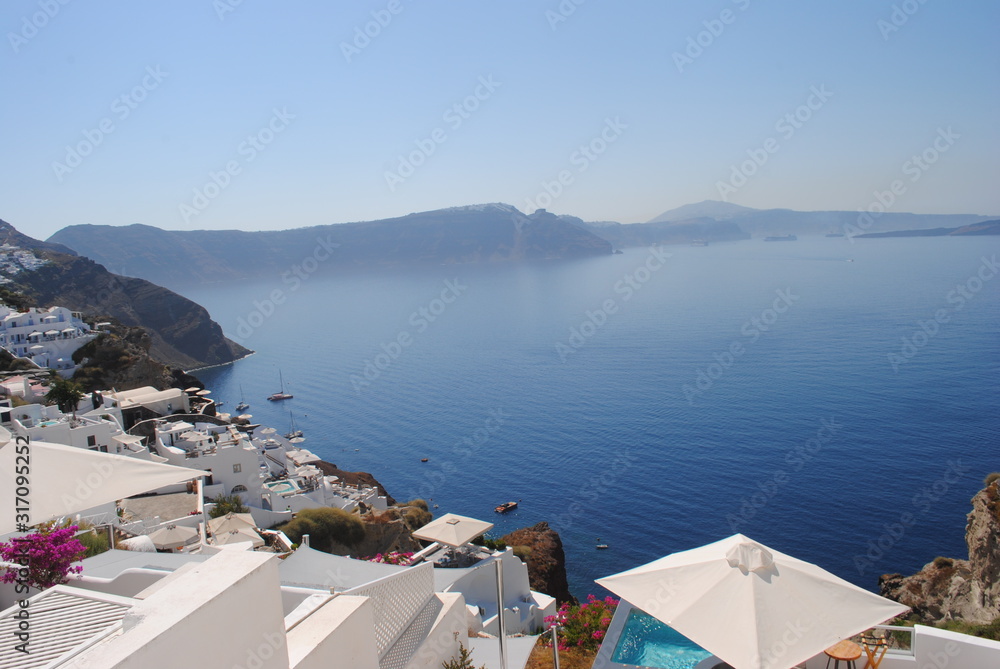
1, 0, 997, 240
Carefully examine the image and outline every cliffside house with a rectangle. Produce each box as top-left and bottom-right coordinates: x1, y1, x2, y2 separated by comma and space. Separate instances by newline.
0, 304, 97, 376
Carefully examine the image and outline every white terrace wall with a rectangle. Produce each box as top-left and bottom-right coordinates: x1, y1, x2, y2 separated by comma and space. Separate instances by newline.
286, 594, 379, 669
72, 551, 288, 669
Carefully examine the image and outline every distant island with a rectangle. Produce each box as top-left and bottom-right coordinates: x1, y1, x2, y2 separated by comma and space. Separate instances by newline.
854, 220, 1000, 238
39, 201, 1000, 289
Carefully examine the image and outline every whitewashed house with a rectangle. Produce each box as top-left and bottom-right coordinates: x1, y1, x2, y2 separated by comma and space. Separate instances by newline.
0, 304, 96, 375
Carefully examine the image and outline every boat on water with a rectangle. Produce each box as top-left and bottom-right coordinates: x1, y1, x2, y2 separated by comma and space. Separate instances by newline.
236, 384, 249, 412
690, 239, 708, 246
494, 501, 518, 514
284, 412, 303, 439
763, 234, 797, 241
267, 371, 293, 402
596, 538, 609, 549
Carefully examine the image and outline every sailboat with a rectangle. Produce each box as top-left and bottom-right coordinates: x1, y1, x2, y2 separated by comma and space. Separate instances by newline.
267, 371, 293, 401
285, 411, 303, 440
235, 385, 249, 412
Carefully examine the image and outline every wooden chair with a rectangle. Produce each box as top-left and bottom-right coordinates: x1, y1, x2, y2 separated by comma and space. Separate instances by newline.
860, 634, 889, 669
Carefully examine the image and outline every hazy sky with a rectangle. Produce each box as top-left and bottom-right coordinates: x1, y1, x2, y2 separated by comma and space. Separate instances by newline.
2, 1, 998, 240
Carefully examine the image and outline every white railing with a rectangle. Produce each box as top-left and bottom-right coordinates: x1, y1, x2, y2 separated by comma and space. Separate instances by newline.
341, 561, 433, 658
857, 625, 914, 656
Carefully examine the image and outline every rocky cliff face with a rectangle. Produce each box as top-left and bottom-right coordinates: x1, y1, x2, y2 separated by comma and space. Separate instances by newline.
2, 219, 250, 370
71, 326, 202, 392
880, 480, 1000, 624
503, 521, 576, 604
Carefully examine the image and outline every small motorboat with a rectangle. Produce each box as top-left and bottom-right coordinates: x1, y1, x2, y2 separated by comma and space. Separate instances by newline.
420, 458, 429, 462
494, 501, 518, 514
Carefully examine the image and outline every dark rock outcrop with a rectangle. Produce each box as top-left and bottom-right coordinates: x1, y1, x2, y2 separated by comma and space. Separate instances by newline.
503, 521, 575, 605
314, 460, 397, 506
880, 479, 1000, 624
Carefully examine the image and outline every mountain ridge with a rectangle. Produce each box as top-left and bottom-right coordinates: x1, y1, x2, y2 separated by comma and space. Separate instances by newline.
49, 204, 612, 290
1, 219, 250, 370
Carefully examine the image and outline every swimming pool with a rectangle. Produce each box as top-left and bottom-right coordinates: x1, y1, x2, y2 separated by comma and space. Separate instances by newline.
265, 481, 298, 494
612, 608, 713, 669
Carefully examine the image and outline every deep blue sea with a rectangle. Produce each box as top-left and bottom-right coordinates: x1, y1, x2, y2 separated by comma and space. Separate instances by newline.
182, 236, 999, 599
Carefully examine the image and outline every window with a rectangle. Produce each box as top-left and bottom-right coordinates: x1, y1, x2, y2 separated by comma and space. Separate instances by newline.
233, 464, 242, 473
231, 485, 248, 494
87, 435, 96, 447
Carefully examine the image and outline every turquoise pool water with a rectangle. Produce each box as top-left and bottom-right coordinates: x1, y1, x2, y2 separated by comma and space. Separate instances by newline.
612, 609, 713, 669
266, 481, 297, 494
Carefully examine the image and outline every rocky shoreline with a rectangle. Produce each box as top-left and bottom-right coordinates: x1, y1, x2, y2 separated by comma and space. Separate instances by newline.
880, 477, 1000, 624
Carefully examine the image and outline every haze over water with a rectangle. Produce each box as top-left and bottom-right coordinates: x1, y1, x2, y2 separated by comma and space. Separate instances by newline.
187, 236, 1000, 598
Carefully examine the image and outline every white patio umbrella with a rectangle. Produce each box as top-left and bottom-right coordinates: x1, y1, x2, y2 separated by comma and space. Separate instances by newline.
213, 527, 264, 547
208, 512, 257, 536
147, 524, 199, 550
412, 513, 493, 548
596, 534, 909, 669
0, 432, 208, 536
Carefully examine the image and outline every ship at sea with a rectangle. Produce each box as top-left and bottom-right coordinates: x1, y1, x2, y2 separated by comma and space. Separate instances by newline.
763, 234, 797, 241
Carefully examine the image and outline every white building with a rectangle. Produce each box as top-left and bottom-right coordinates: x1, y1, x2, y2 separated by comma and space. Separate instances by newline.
0, 304, 96, 375
0, 549, 468, 669
150, 420, 388, 524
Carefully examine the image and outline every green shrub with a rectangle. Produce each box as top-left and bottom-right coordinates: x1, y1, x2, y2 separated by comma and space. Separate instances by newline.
208, 494, 249, 518
472, 534, 507, 551
402, 505, 432, 531
984, 472, 1000, 487
932, 556, 954, 569
405, 499, 429, 512
442, 643, 486, 669
75, 526, 111, 558
513, 545, 532, 562
280, 507, 365, 551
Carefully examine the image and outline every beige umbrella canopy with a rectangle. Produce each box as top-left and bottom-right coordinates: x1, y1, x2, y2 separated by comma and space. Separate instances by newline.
208, 512, 257, 536
213, 527, 264, 548
147, 524, 199, 550
597, 534, 909, 669
412, 513, 493, 548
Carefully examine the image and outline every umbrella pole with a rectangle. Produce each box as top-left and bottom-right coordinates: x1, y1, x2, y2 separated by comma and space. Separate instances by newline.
495, 559, 508, 669
551, 625, 560, 669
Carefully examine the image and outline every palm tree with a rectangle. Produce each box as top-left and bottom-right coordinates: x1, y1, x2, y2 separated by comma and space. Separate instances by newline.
45, 377, 85, 417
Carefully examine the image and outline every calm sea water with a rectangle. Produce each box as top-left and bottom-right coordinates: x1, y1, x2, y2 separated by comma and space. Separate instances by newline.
182, 236, 999, 599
